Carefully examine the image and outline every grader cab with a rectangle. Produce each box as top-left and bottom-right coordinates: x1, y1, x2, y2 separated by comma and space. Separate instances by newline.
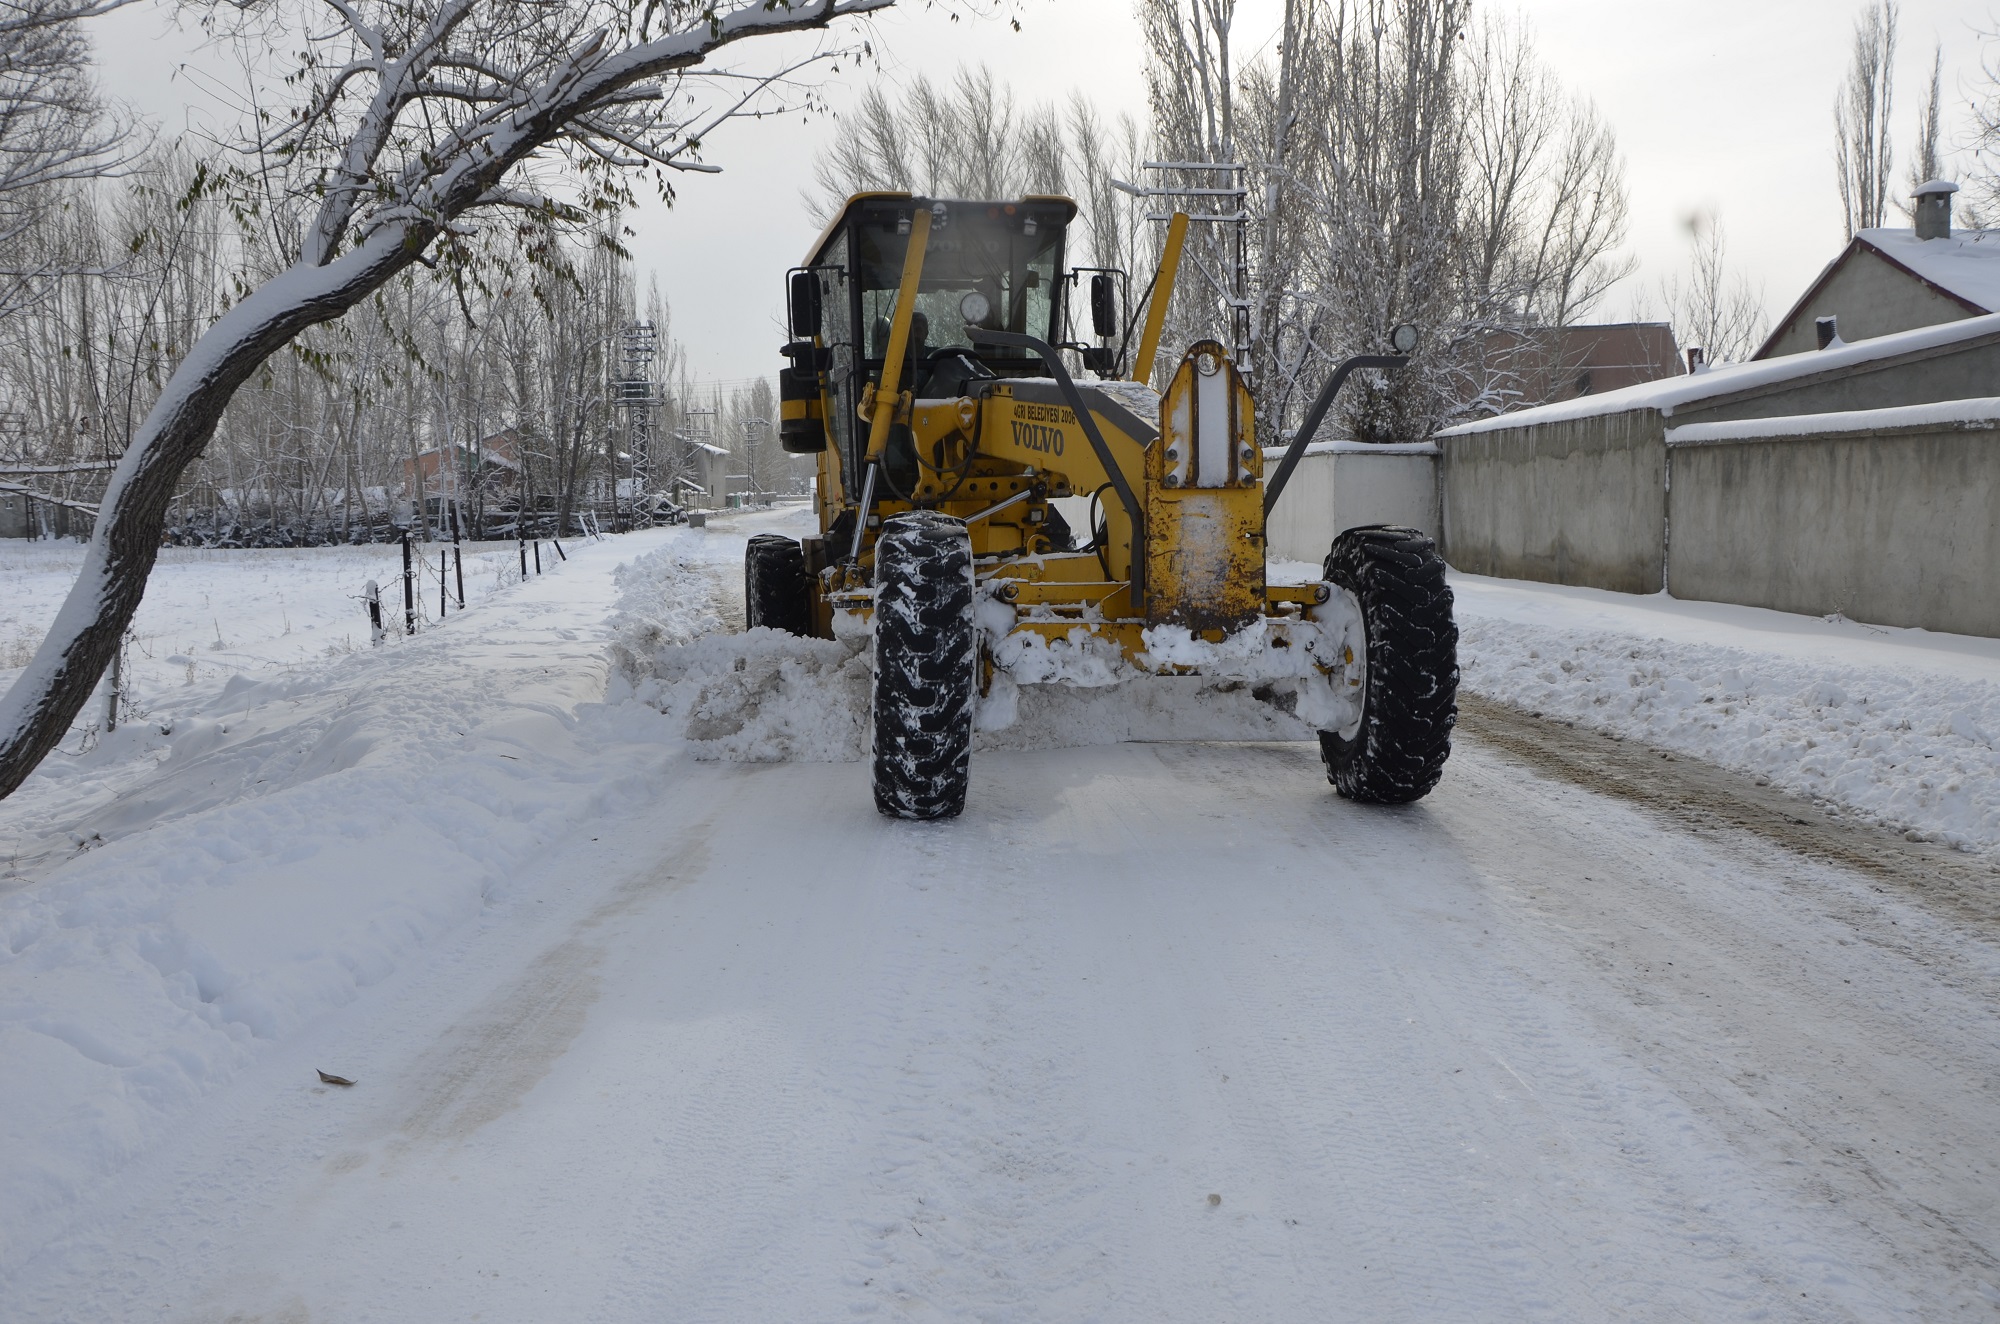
750, 192, 1457, 819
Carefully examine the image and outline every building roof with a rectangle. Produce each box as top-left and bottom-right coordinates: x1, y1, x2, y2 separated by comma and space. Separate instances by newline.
408, 440, 521, 472
1753, 226, 2000, 360
1439, 310, 2000, 436
1851, 227, 2000, 312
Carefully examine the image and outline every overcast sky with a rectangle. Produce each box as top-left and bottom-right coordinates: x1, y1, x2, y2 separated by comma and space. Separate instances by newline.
90, 0, 1995, 387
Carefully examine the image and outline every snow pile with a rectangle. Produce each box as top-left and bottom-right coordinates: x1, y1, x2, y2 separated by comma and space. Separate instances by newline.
628, 629, 874, 763
609, 540, 871, 763
1455, 574, 2000, 855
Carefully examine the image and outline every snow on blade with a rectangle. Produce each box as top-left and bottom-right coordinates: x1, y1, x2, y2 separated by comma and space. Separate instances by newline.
610, 537, 1316, 761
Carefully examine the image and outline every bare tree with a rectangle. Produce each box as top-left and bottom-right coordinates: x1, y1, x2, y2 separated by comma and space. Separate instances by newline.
1834, 0, 1899, 236
1458, 14, 1634, 342
0, 0, 146, 313
1967, 24, 2000, 226
1138, 0, 1240, 373
1904, 40, 1943, 211
0, 0, 913, 801
809, 63, 1143, 277
1152, 1, 1631, 436
1658, 213, 1766, 366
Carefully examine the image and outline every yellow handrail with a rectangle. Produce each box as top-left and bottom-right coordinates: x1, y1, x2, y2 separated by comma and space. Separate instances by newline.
1132, 211, 1189, 388
862, 207, 933, 463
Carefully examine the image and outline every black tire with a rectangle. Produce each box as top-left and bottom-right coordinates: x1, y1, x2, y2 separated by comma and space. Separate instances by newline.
745, 534, 810, 635
1318, 525, 1458, 804
872, 511, 976, 820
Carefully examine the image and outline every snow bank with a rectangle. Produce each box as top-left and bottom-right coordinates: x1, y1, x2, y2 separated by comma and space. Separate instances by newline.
1455, 574, 2000, 855
0, 530, 686, 1276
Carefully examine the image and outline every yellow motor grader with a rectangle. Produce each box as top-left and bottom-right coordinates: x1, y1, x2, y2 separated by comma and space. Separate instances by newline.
751, 193, 1456, 819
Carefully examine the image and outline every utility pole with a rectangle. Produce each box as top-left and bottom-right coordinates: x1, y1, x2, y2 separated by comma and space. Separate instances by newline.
613, 321, 658, 524
685, 403, 719, 508
742, 416, 770, 506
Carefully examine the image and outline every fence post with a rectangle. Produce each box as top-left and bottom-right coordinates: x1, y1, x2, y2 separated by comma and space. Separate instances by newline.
364, 579, 384, 645
401, 531, 416, 634
518, 529, 527, 580
440, 549, 448, 615
551, 536, 566, 562
532, 539, 541, 574
450, 503, 465, 606
104, 640, 122, 733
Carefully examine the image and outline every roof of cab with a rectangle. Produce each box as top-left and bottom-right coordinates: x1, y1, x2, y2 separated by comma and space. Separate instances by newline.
802, 193, 1080, 267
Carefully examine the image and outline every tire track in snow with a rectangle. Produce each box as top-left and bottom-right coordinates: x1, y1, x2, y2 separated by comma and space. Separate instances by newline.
1434, 734, 2000, 1315
391, 830, 713, 1148
832, 813, 1115, 1320
1459, 694, 2000, 927
1144, 742, 1581, 1322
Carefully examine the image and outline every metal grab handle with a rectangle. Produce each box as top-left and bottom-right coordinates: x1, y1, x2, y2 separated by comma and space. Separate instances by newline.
1263, 354, 1408, 517
967, 328, 1147, 606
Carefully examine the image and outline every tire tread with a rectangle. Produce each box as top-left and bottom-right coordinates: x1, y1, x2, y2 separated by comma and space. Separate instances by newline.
1318, 524, 1458, 803
872, 512, 975, 820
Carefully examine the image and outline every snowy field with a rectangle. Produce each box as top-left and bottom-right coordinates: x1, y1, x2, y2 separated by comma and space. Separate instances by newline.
0, 535, 561, 701
1, 513, 1998, 1319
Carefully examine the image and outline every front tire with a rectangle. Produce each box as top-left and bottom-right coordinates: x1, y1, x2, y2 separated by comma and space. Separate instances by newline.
1318, 525, 1458, 804
745, 534, 809, 635
872, 512, 976, 820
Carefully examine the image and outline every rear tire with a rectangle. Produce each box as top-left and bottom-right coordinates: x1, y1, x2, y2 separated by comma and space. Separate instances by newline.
872, 512, 976, 820
1318, 525, 1458, 804
745, 534, 809, 635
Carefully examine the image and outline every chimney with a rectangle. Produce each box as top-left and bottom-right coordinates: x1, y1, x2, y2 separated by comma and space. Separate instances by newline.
1686, 347, 1705, 374
1816, 316, 1840, 350
1914, 179, 1958, 241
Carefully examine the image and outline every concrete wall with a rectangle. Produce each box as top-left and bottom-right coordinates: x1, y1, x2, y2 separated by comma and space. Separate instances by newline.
1762, 249, 1977, 358
1668, 420, 2000, 637
1438, 409, 1667, 593
1262, 445, 1438, 565
1679, 332, 2000, 426
1436, 328, 2000, 605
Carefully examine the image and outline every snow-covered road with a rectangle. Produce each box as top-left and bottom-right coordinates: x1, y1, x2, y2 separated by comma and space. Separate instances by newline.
5, 515, 1999, 1320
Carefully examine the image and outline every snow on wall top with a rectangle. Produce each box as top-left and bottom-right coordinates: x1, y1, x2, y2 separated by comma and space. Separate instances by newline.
1665, 396, 2000, 446
1438, 311, 2000, 437
1856, 226, 2000, 313
1259, 440, 1440, 458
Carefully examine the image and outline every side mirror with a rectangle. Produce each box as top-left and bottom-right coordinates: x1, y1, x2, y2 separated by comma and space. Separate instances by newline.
788, 270, 822, 339
1090, 273, 1118, 339
1082, 345, 1118, 377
